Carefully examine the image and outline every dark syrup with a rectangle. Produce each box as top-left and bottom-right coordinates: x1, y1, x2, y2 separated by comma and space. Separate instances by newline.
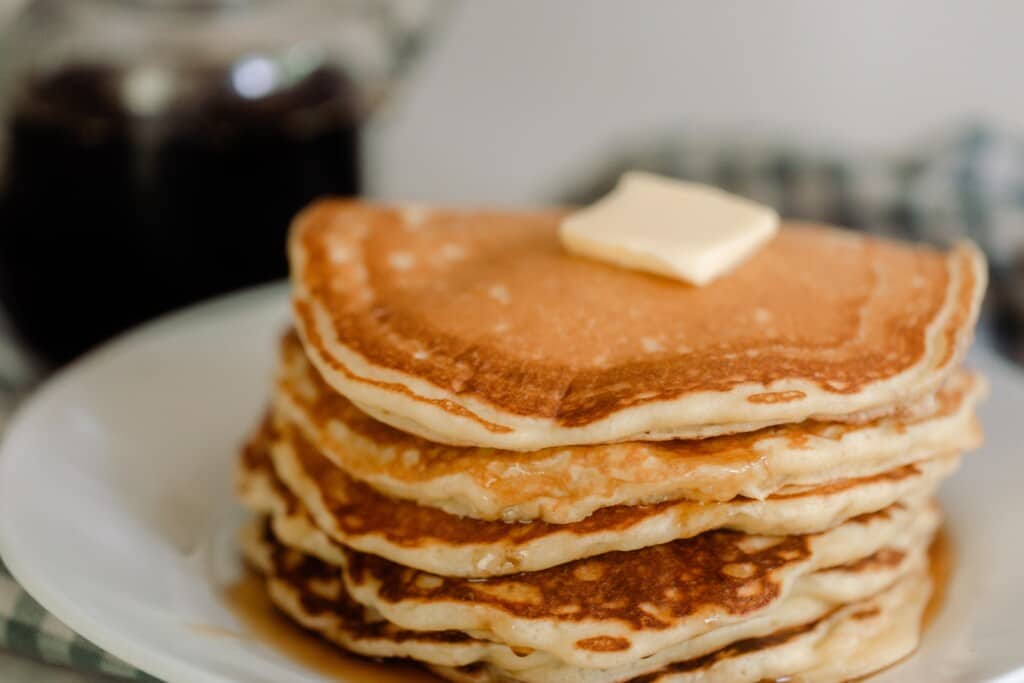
0, 63, 360, 365
222, 571, 440, 682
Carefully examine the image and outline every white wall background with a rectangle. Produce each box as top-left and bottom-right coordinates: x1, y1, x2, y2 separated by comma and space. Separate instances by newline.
2, 0, 1022, 205
367, 0, 1024, 204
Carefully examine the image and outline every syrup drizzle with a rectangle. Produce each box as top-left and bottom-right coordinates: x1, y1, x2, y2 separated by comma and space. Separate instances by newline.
222, 571, 440, 682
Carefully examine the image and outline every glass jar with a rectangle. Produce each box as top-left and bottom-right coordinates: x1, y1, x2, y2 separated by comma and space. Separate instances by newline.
0, 0, 432, 366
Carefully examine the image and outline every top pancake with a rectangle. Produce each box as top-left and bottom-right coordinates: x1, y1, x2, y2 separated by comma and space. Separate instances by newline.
290, 200, 986, 450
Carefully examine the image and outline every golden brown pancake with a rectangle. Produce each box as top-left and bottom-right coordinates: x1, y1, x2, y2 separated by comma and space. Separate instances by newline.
275, 328, 984, 523
239, 518, 506, 668
233, 197, 985, 682
289, 200, 985, 450
236, 451, 938, 670
431, 571, 931, 682
242, 517, 931, 683
237, 414, 958, 577
333, 505, 936, 669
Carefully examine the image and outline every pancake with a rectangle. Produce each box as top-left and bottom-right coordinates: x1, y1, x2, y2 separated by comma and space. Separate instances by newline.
242, 518, 931, 683
237, 415, 958, 577
276, 329, 984, 523
289, 200, 985, 450
307, 505, 937, 669
237, 455, 939, 670
430, 572, 931, 683
239, 518, 523, 670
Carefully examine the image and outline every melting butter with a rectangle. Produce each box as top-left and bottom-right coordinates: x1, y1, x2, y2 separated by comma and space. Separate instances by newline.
560, 171, 779, 286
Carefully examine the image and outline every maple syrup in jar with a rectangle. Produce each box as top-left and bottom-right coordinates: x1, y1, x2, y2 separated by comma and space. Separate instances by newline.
0, 0, 362, 365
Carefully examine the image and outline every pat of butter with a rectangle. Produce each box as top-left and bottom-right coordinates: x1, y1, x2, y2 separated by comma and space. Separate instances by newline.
559, 171, 779, 286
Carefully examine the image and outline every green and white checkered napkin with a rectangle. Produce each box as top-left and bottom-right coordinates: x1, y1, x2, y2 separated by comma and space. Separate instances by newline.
1, 125, 1022, 682
0, 556, 156, 681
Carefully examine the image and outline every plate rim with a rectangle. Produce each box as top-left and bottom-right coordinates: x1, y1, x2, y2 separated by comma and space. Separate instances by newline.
0, 281, 288, 683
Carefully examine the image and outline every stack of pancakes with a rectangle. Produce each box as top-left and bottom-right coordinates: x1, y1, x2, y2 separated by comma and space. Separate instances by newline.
237, 201, 987, 682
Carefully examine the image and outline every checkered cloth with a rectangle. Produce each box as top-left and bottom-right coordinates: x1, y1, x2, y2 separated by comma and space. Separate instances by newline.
0, 556, 156, 681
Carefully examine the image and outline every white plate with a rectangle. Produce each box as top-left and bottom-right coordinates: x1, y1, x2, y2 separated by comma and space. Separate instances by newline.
0, 285, 1022, 683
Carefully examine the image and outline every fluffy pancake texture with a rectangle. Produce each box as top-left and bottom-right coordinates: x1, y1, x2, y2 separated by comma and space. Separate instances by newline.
238, 449, 939, 670
270, 505, 936, 669
233, 199, 985, 682
429, 572, 932, 683
289, 200, 985, 450
242, 516, 933, 682
237, 415, 957, 577
276, 329, 983, 523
